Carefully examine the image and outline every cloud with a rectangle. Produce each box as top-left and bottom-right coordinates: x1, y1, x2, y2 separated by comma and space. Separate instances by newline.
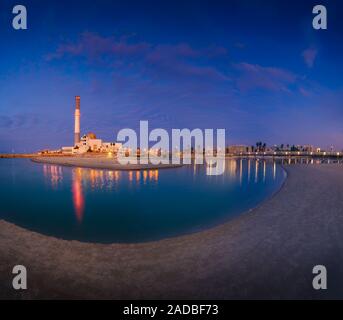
45, 32, 151, 62
235, 62, 297, 92
0, 114, 42, 130
302, 48, 318, 68
153, 61, 229, 82
299, 87, 312, 97
47, 33, 227, 62
147, 43, 200, 61
145, 43, 229, 82
46, 32, 229, 82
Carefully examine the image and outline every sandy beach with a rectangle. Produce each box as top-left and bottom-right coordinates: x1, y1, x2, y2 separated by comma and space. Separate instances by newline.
31, 156, 183, 171
1, 164, 343, 299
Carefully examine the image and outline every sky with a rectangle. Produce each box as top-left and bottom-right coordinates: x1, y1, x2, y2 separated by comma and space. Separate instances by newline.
0, 0, 342, 152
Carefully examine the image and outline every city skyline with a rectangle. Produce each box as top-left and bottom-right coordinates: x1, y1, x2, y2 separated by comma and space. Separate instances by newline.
1, 0, 343, 153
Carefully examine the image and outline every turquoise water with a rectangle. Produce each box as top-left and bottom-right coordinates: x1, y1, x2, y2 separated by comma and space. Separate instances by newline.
0, 159, 285, 243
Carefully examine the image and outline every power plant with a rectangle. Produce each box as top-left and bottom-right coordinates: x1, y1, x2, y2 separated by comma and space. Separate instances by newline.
60, 96, 122, 154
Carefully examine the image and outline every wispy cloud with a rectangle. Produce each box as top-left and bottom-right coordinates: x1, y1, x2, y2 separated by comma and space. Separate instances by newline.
45, 32, 151, 62
0, 114, 41, 129
145, 43, 229, 82
46, 32, 229, 82
299, 87, 312, 97
235, 62, 297, 92
302, 47, 318, 68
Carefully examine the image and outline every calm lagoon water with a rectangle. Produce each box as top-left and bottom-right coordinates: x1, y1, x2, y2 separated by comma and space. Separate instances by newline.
0, 158, 286, 243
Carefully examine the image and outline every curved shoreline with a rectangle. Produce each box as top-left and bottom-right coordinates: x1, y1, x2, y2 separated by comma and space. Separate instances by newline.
1, 164, 343, 299
5, 159, 286, 245
31, 156, 183, 171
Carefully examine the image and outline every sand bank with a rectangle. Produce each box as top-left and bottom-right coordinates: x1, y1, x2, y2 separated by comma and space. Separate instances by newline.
0, 154, 41, 159
1, 164, 343, 299
31, 156, 182, 171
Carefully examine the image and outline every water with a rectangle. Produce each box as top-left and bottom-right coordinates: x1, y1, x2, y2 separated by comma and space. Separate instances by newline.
0, 158, 286, 243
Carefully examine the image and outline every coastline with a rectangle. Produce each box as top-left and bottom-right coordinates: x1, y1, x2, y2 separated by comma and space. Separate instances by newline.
1, 164, 343, 299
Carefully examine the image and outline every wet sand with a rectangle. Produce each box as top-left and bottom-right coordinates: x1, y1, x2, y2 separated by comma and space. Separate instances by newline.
1, 164, 343, 299
31, 156, 182, 171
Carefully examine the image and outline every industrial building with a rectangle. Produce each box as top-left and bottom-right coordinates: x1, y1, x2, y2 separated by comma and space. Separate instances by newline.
61, 96, 122, 155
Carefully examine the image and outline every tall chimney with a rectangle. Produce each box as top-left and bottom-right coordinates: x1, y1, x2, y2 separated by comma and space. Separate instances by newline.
74, 96, 81, 145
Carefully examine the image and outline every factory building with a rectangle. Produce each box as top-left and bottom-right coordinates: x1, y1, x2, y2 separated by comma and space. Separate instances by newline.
62, 96, 122, 155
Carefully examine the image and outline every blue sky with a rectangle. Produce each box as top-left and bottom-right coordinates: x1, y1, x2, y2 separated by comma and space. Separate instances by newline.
0, 0, 342, 152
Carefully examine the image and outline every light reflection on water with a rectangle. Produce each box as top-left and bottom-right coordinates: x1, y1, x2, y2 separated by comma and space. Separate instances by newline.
72, 169, 84, 223
1, 158, 286, 243
280, 157, 343, 165
43, 165, 161, 224
41, 159, 279, 226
